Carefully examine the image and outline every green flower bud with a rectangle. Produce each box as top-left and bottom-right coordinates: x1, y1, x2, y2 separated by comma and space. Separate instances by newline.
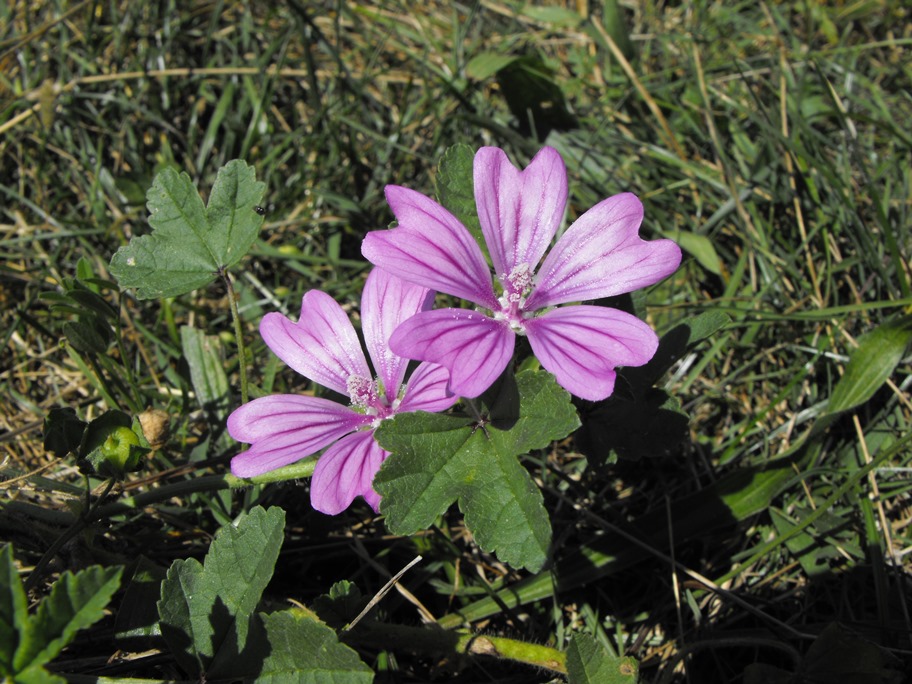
100, 426, 142, 475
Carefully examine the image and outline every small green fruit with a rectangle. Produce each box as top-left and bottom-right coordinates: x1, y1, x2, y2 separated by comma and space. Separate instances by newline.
101, 427, 142, 474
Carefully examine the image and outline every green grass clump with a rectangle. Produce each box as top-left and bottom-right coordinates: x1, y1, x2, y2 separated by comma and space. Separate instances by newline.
1, 1, 910, 681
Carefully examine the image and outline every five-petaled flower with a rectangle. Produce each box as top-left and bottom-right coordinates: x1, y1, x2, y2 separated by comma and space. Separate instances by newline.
362, 146, 682, 401
228, 268, 458, 514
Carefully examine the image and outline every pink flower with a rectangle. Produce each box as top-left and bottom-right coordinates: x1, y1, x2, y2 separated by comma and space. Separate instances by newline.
228, 269, 458, 514
362, 146, 682, 401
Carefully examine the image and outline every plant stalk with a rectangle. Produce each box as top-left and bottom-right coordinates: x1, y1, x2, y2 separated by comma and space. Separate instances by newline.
222, 270, 249, 405
342, 622, 567, 675
25, 478, 116, 591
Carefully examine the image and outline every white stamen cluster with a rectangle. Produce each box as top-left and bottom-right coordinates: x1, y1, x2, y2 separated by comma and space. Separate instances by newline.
347, 374, 377, 411
494, 263, 534, 332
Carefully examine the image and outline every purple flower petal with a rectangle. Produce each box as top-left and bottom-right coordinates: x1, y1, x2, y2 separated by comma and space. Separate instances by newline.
397, 361, 459, 413
260, 291, 370, 397
362, 186, 498, 309
475, 146, 567, 280
228, 395, 368, 478
361, 268, 434, 404
524, 305, 660, 401
526, 193, 682, 309
310, 430, 387, 514
389, 309, 514, 398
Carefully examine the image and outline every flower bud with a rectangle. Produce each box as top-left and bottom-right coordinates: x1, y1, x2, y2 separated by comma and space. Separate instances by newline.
100, 426, 142, 476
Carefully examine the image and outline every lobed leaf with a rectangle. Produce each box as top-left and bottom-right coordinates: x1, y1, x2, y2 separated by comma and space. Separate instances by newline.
109, 160, 265, 299
312, 581, 366, 630
41, 408, 87, 461
12, 565, 122, 672
374, 370, 579, 572
0, 545, 29, 676
566, 633, 639, 684
743, 623, 904, 684
12, 664, 66, 684
252, 609, 374, 684
438, 458, 798, 628
157, 506, 285, 677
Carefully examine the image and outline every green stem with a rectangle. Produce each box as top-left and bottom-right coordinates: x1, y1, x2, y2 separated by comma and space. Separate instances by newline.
113, 303, 144, 412
438, 431, 912, 631
7, 460, 319, 531
463, 398, 488, 432
95, 353, 142, 413
163, 296, 180, 346
23, 459, 316, 589
343, 622, 566, 675
455, 631, 567, 674
65, 346, 119, 409
25, 478, 116, 591
223, 270, 248, 405
464, 398, 483, 421
94, 457, 317, 518
83, 472, 92, 511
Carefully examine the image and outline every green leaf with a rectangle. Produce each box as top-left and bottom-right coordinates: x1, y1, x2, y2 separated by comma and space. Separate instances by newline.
826, 316, 912, 415
75, 256, 95, 282
682, 310, 732, 344
12, 664, 66, 684
63, 319, 111, 355
671, 230, 723, 276
742, 662, 794, 684
520, 5, 583, 26
42, 407, 87, 459
435, 144, 485, 256
252, 609, 373, 683
0, 546, 29, 676
379, 411, 552, 569
566, 633, 639, 683
577, 389, 688, 466
109, 160, 266, 299
374, 370, 579, 572
795, 623, 903, 684
464, 53, 519, 81
180, 325, 230, 420
157, 506, 285, 677
312, 581, 367, 630
624, 310, 731, 390
495, 55, 576, 137
78, 410, 148, 478
12, 565, 122, 672
438, 458, 798, 628
600, 0, 636, 60
770, 508, 840, 577
66, 284, 118, 320
114, 557, 167, 648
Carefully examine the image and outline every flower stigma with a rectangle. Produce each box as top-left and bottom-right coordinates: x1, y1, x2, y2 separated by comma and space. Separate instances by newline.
494, 262, 534, 333
347, 374, 392, 426
347, 374, 378, 410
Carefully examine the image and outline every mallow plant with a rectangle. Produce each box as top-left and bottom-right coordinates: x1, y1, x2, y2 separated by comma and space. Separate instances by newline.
227, 267, 458, 514
362, 145, 682, 400
101, 143, 686, 679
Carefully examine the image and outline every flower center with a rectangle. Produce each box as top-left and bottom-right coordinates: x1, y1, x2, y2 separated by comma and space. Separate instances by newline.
494, 263, 534, 333
347, 374, 393, 426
